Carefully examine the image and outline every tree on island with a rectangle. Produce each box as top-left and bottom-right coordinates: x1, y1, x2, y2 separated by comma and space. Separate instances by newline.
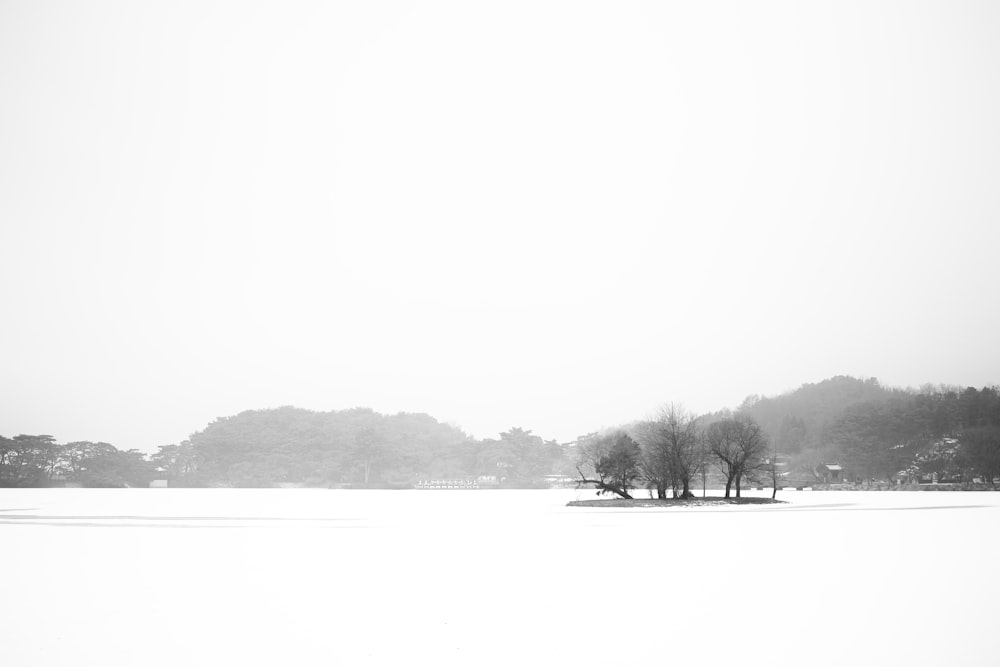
575, 431, 642, 499
642, 405, 701, 498
634, 421, 672, 499
733, 415, 769, 497
705, 414, 768, 498
705, 419, 742, 497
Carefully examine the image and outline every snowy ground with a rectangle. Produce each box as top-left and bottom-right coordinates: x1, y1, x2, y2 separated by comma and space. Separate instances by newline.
2, 488, 997, 666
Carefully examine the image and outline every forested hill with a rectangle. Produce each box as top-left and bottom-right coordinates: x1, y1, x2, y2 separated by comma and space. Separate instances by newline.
163, 407, 573, 488
736, 377, 1000, 481
738, 376, 902, 452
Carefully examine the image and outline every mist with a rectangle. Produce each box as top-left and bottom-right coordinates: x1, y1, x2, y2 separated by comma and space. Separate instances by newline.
2, 1, 998, 451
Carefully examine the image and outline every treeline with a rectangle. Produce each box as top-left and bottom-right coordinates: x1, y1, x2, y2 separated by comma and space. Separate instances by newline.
1, 407, 575, 488
4, 377, 999, 489
0, 436, 153, 488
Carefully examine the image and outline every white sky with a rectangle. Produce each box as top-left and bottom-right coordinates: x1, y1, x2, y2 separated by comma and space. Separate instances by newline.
2, 1, 999, 451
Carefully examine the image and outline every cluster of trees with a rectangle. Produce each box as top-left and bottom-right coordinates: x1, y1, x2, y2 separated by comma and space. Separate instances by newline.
704, 415, 770, 497
0, 435, 153, 487
575, 406, 774, 499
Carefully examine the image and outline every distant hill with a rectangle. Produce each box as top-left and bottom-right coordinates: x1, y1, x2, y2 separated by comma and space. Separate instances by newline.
739, 376, 900, 453
733, 376, 999, 480
170, 406, 571, 488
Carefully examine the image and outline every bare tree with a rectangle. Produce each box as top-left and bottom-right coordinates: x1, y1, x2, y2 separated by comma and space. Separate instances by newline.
642, 404, 701, 499
706, 414, 769, 498
575, 431, 642, 499
705, 419, 742, 498
631, 421, 670, 499
732, 414, 769, 497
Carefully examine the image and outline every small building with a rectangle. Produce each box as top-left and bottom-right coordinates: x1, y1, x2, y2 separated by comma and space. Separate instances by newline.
815, 463, 843, 483
149, 480, 168, 488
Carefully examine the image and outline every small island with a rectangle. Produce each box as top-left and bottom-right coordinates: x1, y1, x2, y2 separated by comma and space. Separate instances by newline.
568, 496, 786, 508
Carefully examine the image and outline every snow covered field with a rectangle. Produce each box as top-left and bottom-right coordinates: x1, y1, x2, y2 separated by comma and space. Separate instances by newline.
2, 488, 997, 666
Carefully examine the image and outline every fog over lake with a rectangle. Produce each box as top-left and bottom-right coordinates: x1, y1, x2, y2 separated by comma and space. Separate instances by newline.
3, 1, 998, 665
2, 489, 996, 666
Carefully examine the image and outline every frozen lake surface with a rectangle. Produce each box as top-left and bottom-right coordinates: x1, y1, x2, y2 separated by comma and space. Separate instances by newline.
2, 488, 998, 666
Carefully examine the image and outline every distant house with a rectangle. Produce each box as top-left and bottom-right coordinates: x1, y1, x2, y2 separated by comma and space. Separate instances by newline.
815, 463, 843, 483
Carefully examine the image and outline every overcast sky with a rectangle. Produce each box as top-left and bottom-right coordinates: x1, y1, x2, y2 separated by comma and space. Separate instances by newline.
2, 1, 998, 451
